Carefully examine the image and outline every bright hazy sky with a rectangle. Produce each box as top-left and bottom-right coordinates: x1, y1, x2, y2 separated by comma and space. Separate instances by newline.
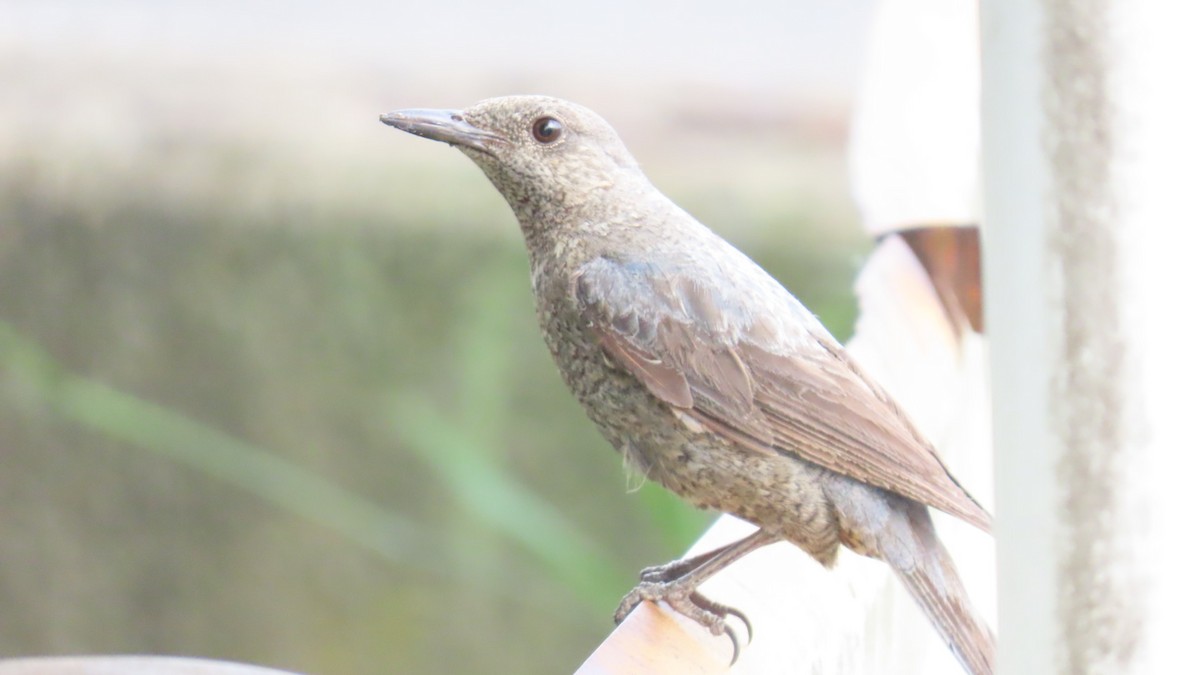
6, 0, 874, 97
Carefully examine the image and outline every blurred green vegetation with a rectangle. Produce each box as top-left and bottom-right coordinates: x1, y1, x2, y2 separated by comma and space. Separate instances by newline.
0, 96, 866, 673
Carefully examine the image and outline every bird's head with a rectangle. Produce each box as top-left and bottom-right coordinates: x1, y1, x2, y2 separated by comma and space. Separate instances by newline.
381, 96, 648, 226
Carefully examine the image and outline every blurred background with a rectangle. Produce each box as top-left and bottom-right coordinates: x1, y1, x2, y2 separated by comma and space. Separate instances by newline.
1, 1, 874, 672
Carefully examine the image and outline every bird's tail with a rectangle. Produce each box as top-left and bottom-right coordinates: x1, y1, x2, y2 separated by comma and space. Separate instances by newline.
884, 503, 995, 675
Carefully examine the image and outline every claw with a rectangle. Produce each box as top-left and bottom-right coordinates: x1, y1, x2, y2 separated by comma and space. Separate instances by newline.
613, 580, 750, 665
613, 586, 644, 624
689, 592, 753, 645
732, 605, 753, 645
722, 622, 741, 665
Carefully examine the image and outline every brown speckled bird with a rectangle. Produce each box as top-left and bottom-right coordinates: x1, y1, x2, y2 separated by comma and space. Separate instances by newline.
381, 95, 994, 674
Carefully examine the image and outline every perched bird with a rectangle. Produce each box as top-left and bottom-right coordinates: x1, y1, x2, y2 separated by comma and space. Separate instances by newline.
381, 96, 995, 674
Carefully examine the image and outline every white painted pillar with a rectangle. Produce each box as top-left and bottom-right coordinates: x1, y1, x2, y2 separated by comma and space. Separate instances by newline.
981, 1, 1200, 672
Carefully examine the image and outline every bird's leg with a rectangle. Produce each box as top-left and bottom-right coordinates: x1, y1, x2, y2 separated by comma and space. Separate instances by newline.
634, 540, 728, 583
614, 528, 780, 662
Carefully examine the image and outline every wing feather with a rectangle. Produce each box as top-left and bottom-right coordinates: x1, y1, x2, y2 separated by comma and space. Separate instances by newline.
574, 255, 990, 532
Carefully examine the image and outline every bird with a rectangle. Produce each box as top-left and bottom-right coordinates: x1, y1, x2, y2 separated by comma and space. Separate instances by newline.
381, 95, 995, 674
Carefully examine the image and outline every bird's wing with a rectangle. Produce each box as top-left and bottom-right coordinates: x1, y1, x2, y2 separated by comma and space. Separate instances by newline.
573, 256, 991, 532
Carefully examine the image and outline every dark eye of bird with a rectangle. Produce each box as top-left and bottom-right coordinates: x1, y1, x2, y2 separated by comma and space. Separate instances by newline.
531, 116, 563, 143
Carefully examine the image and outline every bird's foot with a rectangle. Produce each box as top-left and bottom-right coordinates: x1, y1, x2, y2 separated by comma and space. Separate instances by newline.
614, 578, 752, 664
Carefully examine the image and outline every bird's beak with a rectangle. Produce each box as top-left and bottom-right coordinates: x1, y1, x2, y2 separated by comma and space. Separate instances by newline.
380, 109, 504, 155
